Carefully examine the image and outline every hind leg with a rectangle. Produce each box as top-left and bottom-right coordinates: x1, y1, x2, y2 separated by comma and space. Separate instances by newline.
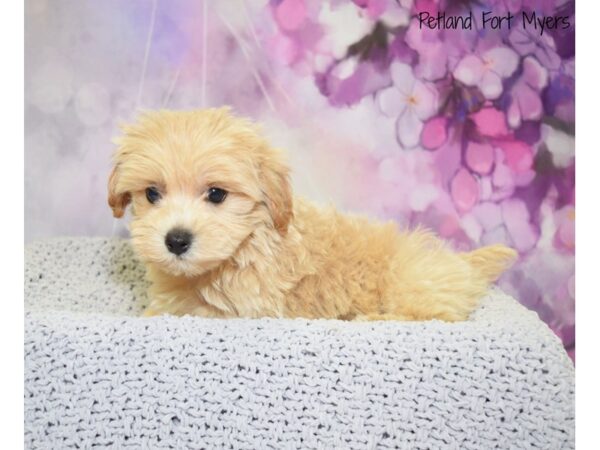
380, 234, 489, 322
381, 279, 484, 322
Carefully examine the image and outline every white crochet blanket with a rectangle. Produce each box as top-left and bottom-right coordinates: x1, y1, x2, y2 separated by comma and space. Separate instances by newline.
24, 238, 574, 449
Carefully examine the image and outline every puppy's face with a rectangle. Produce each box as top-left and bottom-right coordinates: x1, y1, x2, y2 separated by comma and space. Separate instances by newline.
108, 109, 292, 277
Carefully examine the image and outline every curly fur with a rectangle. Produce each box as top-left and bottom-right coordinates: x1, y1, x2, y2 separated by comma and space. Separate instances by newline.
108, 108, 517, 322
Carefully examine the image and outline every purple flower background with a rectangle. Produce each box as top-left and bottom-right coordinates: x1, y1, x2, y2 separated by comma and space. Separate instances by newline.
25, 0, 574, 358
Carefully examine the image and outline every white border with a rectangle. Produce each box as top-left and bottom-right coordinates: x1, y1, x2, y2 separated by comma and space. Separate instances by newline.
576, 0, 599, 447
1, 1, 24, 448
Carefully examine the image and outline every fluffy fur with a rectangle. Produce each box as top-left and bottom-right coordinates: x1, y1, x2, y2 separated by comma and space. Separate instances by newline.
108, 108, 517, 322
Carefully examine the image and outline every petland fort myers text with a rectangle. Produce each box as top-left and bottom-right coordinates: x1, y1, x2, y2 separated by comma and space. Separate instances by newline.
418, 10, 571, 34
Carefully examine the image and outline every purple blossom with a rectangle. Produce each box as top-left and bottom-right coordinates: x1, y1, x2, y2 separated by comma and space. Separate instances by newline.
377, 62, 439, 148
508, 24, 561, 70
453, 47, 519, 99
507, 56, 548, 129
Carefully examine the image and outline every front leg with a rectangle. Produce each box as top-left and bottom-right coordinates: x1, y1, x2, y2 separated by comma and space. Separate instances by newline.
353, 313, 415, 321
141, 305, 162, 317
142, 298, 228, 318
142, 289, 227, 318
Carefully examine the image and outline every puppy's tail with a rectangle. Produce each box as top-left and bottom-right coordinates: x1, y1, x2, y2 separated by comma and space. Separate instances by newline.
461, 245, 518, 284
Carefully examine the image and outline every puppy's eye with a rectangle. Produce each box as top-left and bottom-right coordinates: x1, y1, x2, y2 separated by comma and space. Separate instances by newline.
145, 186, 162, 204
206, 187, 227, 204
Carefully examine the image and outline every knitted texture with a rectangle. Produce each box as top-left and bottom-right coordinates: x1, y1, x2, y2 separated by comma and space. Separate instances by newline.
25, 237, 574, 449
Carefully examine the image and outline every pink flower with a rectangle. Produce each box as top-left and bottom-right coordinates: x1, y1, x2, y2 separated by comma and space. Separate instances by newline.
470, 107, 509, 138
465, 141, 495, 175
486, 142, 533, 200
453, 47, 519, 99
497, 140, 534, 173
377, 62, 439, 148
450, 168, 479, 213
421, 116, 447, 150
491, 149, 515, 201
274, 0, 307, 32
501, 198, 539, 252
507, 57, 549, 129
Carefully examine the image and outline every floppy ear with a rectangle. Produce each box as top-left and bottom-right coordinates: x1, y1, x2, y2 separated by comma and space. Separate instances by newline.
108, 165, 131, 218
260, 152, 293, 235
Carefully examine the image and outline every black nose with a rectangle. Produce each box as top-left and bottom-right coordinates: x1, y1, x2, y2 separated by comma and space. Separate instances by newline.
165, 228, 193, 256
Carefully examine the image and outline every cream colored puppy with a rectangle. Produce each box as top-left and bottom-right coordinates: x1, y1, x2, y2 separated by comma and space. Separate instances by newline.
108, 108, 516, 321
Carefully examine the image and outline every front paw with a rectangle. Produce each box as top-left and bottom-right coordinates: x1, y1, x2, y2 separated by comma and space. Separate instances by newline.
142, 307, 161, 317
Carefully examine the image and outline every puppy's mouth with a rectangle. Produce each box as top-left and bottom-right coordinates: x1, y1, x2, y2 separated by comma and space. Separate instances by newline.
156, 252, 224, 278
158, 253, 201, 277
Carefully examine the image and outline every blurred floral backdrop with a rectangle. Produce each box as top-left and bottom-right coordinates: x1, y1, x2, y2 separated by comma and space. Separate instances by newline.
25, 0, 575, 357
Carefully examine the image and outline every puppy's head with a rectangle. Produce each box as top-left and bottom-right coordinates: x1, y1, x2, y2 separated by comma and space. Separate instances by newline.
108, 108, 293, 277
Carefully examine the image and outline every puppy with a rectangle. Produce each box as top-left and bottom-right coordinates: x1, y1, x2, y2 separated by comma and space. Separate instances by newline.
108, 108, 516, 321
